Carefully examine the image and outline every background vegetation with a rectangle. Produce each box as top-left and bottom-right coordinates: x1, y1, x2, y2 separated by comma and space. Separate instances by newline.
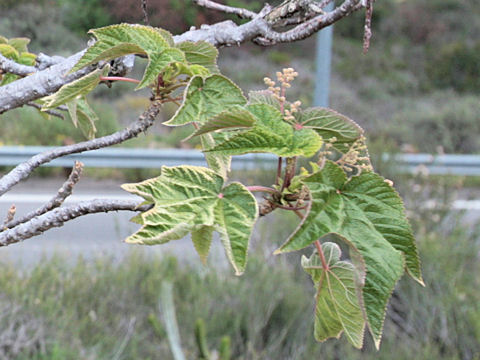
0, 0, 479, 358
0, 183, 478, 359
1, 0, 479, 155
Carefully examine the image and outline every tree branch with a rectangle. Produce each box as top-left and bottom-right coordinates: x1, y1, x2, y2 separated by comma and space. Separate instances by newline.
0, 51, 93, 114
3, 161, 84, 230
0, 101, 162, 196
35, 52, 66, 70
0, 0, 363, 114
25, 102, 65, 120
0, 52, 135, 114
0, 53, 37, 76
0, 199, 152, 246
193, 0, 257, 19
256, 0, 363, 44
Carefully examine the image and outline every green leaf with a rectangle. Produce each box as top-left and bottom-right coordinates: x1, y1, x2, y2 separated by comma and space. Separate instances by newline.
122, 166, 258, 275
0, 73, 19, 86
0, 36, 7, 44
176, 41, 219, 74
164, 75, 247, 126
76, 97, 99, 139
66, 96, 98, 139
173, 63, 210, 78
138, 48, 185, 89
8, 37, 30, 53
247, 90, 281, 110
18, 52, 36, 66
42, 66, 109, 109
276, 161, 422, 347
342, 172, 423, 284
200, 133, 231, 179
0, 44, 19, 61
191, 105, 257, 138
214, 182, 258, 275
298, 107, 364, 154
191, 225, 214, 264
206, 104, 323, 157
70, 24, 182, 89
302, 242, 365, 348
72, 24, 169, 71
155, 28, 175, 46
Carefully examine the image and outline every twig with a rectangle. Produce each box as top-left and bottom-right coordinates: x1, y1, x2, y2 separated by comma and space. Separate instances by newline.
275, 203, 307, 211
246, 186, 277, 194
256, 0, 364, 45
363, 0, 373, 53
3, 162, 84, 230
194, 0, 257, 19
275, 157, 283, 186
100, 76, 140, 84
0, 199, 152, 246
35, 53, 66, 70
0, 53, 37, 76
0, 101, 162, 196
141, 0, 150, 25
2, 205, 16, 230
281, 157, 297, 191
25, 102, 65, 120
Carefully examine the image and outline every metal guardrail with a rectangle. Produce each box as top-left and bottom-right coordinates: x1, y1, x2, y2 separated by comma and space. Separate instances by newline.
0, 146, 479, 175
382, 153, 480, 176
0, 146, 277, 170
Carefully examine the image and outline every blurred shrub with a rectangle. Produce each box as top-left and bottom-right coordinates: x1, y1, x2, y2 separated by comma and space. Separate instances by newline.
56, 0, 113, 36
334, 0, 396, 40
0, 102, 119, 146
103, 0, 261, 33
1, 205, 479, 360
388, 94, 480, 154
426, 41, 480, 93
267, 50, 292, 65
0, 3, 83, 54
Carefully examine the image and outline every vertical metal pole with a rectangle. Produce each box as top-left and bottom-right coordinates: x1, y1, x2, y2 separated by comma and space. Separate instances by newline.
313, 1, 334, 107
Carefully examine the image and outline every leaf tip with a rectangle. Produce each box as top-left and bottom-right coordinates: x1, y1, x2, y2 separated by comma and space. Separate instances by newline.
124, 237, 142, 245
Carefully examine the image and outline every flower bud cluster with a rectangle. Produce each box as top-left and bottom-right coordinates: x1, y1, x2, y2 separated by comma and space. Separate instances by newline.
263, 77, 280, 97
284, 100, 302, 121
336, 136, 372, 174
264, 68, 301, 121
276, 68, 298, 86
318, 136, 337, 160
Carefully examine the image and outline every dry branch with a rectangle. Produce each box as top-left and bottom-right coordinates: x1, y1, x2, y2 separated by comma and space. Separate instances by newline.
0, 53, 37, 76
0, 199, 152, 246
193, 0, 257, 19
4, 162, 84, 230
0, 101, 162, 196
